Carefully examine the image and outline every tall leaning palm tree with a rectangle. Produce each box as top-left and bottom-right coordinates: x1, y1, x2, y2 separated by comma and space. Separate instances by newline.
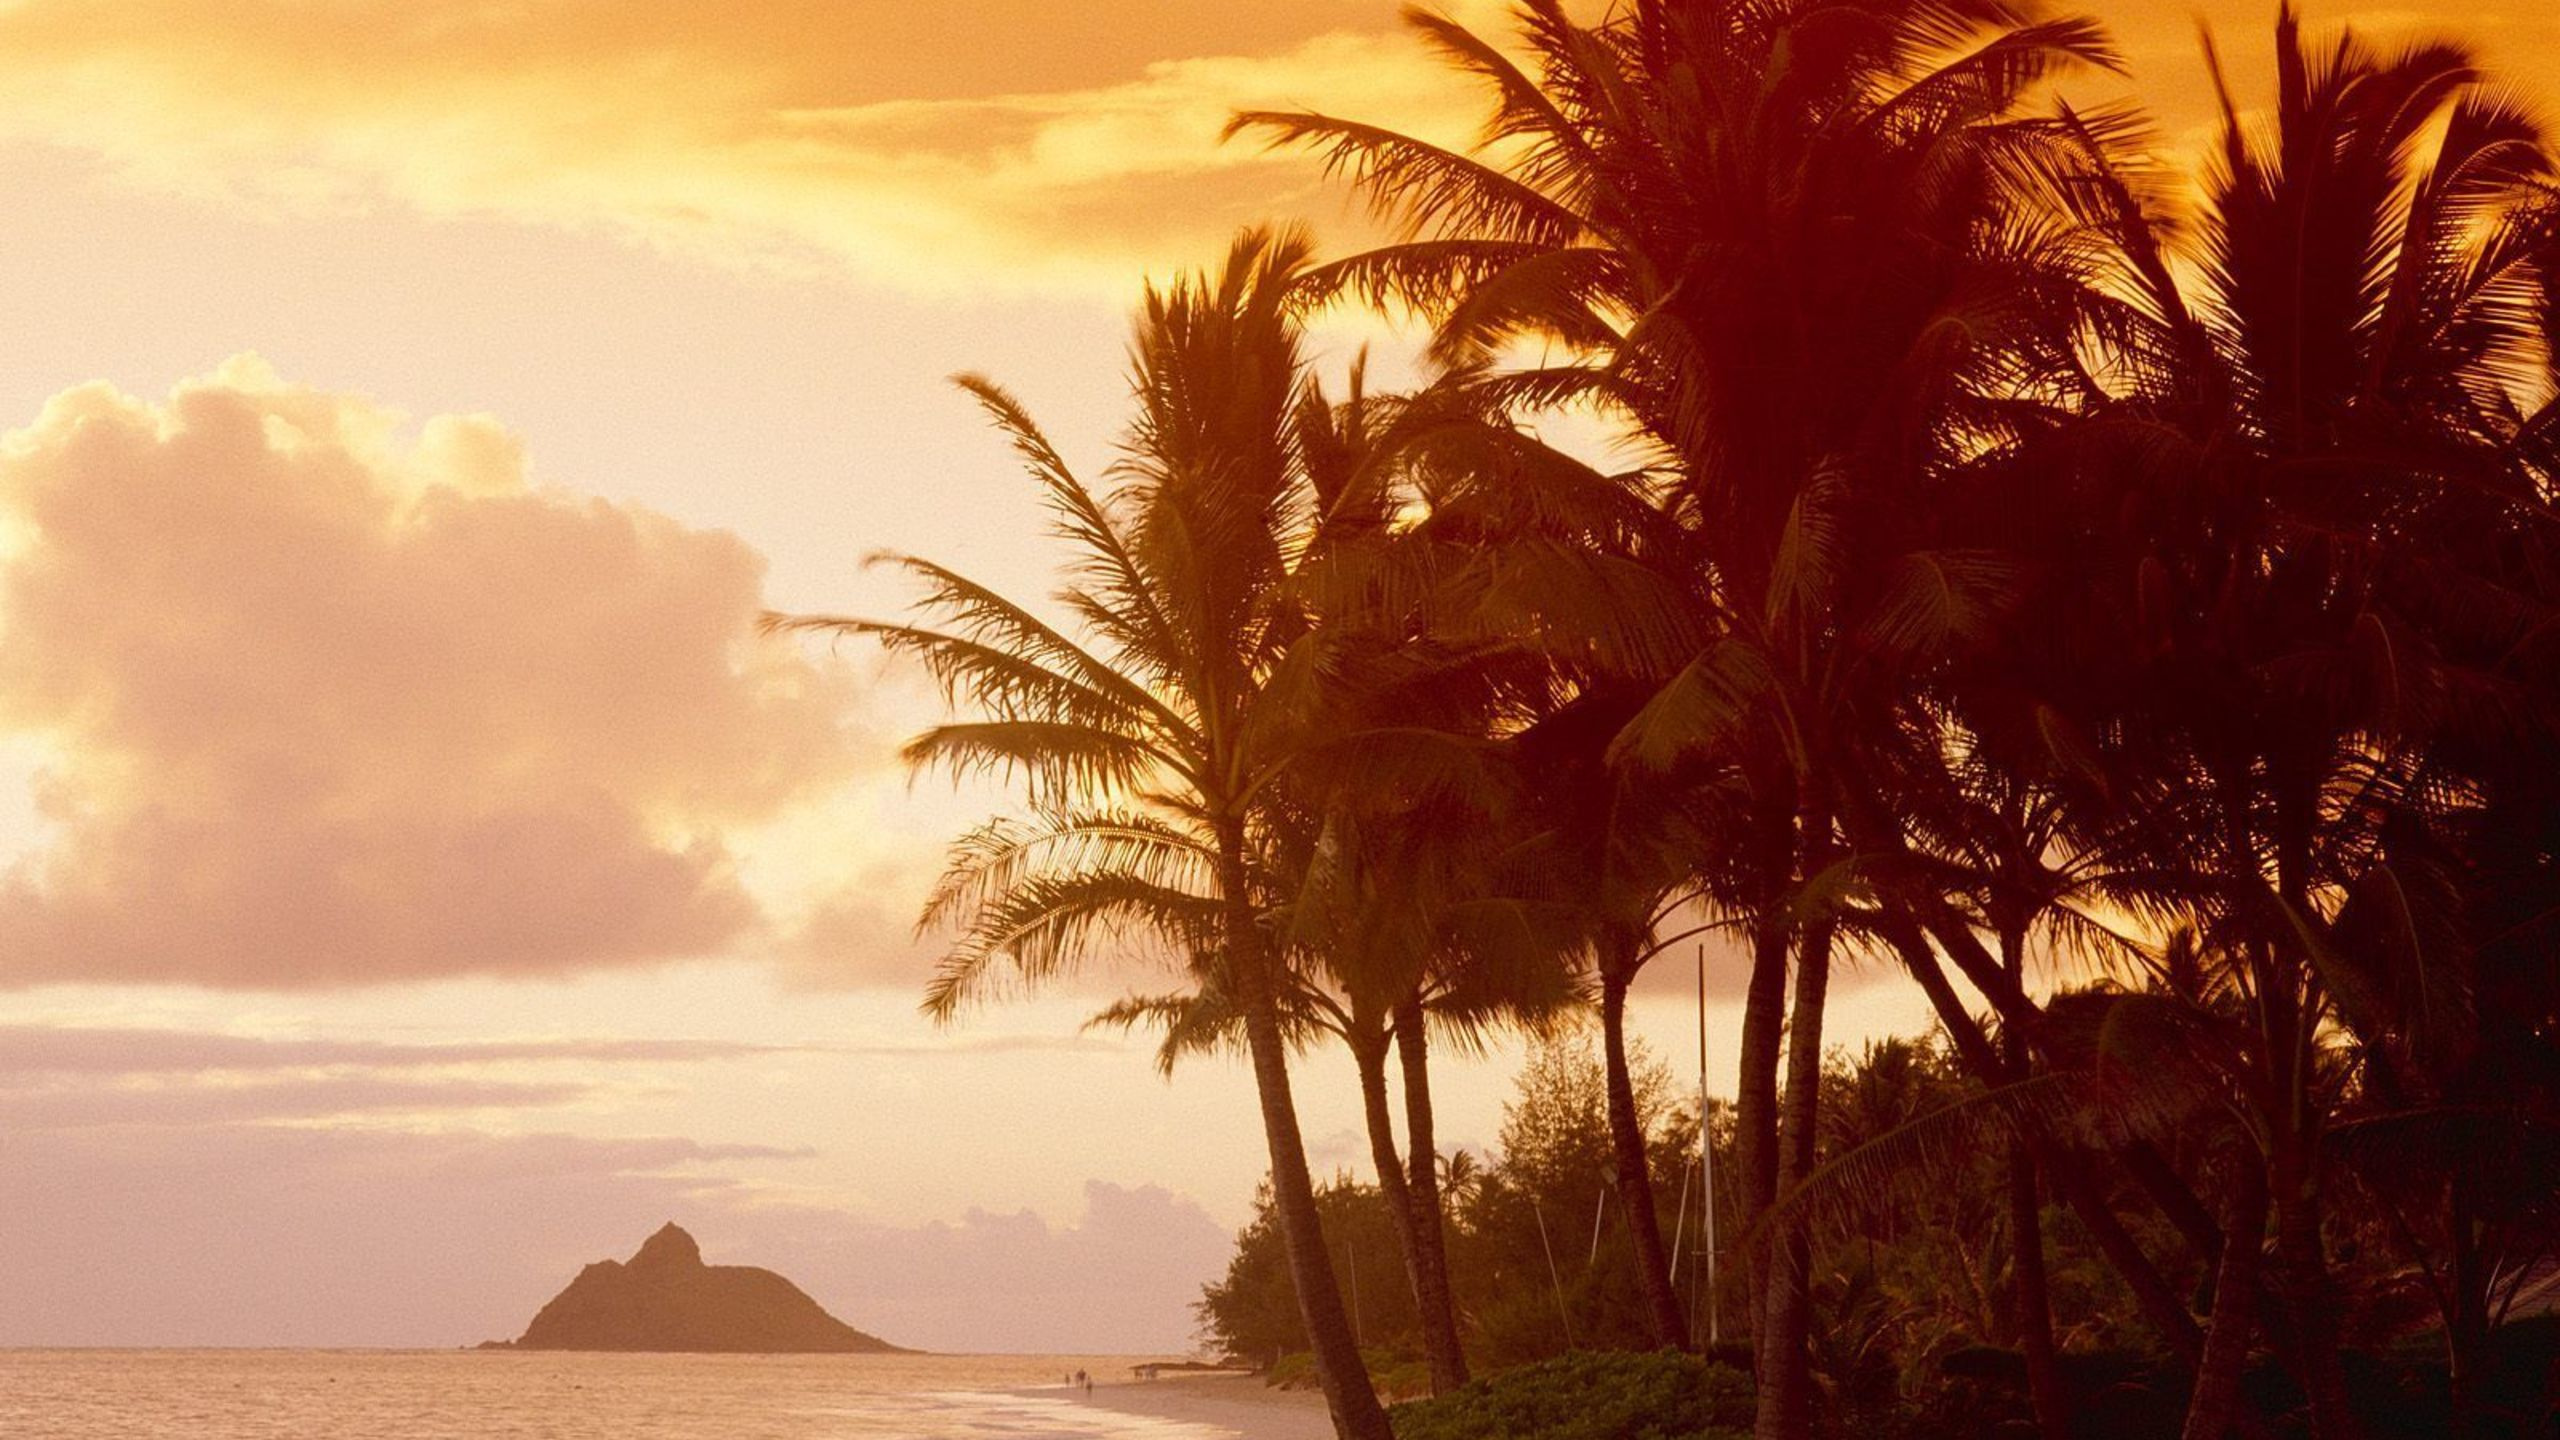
768, 227, 1392, 1440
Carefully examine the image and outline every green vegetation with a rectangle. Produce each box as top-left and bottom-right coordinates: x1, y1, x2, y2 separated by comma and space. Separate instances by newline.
1387, 1351, 1752, 1440
773, 0, 2560, 1435
1203, 1036, 1708, 1370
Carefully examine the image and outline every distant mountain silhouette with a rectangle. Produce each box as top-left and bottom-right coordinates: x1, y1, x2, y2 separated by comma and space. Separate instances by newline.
488, 1222, 907, 1353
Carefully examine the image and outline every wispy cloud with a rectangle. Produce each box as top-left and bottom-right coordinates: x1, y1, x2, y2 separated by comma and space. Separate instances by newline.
0, 1, 2545, 293
0, 1075, 596, 1130
839, 1032, 1135, 1058
0, 1022, 1121, 1077
0, 1122, 1223, 1352
0, 1025, 796, 1077
0, 0, 1500, 292
0, 1124, 822, 1346
0, 1021, 830, 1128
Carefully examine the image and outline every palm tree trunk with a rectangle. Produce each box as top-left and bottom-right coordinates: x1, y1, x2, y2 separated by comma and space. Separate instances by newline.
1735, 911, 1790, 1356
1351, 1022, 1434, 1365
2265, 829, 2360, 1440
2272, 1147, 2363, 1440
1220, 835, 1391, 1440
2008, 1145, 2069, 1440
2182, 1153, 2267, 1440
1353, 1012, 1472, 1397
2445, 1170, 2487, 1440
1352, 1031, 1408, 1226
1600, 960, 1690, 1350
1754, 920, 1832, 1440
1394, 995, 1470, 1393
1999, 924, 2069, 1440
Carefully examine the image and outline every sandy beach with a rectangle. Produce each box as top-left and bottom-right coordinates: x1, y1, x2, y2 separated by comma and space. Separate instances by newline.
1031, 1373, 1334, 1440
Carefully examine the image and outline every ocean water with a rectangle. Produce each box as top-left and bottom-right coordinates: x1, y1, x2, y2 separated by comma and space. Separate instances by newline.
0, 1350, 1231, 1440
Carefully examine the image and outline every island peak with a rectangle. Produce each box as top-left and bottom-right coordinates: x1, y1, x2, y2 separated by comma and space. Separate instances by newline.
490, 1223, 906, 1354
629, 1221, 703, 1271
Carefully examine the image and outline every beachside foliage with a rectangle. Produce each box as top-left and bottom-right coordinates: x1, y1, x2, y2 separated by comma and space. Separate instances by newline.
1385, 1350, 1751, 1440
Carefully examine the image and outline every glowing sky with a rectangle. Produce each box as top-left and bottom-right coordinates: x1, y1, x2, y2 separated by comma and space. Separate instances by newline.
0, 0, 2553, 1353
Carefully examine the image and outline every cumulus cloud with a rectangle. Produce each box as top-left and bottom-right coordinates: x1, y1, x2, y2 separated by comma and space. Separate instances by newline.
758, 1180, 1237, 1354
0, 359, 859, 988
782, 865, 946, 990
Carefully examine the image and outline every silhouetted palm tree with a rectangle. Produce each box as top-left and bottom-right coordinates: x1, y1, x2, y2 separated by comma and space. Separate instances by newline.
768, 228, 1395, 1440
1240, 4, 2123, 1429
1975, 8, 2560, 1435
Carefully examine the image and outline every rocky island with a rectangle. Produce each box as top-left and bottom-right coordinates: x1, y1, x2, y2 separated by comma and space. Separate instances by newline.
488, 1222, 906, 1353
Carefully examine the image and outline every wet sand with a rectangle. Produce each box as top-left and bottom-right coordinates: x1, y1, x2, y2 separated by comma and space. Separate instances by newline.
1032, 1373, 1334, 1440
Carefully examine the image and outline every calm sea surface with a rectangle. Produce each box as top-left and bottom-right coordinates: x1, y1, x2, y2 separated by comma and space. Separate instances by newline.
0, 1350, 1225, 1440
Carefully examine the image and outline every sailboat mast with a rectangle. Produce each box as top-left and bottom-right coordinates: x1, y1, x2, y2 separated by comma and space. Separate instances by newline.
1699, 942, 1717, 1346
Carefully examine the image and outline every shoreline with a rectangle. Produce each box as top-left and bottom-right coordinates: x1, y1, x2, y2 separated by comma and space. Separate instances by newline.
1015, 1373, 1332, 1440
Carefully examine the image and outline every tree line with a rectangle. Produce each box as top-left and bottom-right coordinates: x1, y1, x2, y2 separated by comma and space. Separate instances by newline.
770, 2, 2560, 1437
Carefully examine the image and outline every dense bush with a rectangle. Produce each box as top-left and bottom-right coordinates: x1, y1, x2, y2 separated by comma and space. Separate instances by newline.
1385, 1349, 1751, 1440
1201, 1179, 1418, 1367
1203, 1036, 1723, 1373
1265, 1349, 1435, 1403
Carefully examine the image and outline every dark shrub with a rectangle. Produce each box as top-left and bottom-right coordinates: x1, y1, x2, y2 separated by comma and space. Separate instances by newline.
1386, 1349, 1750, 1440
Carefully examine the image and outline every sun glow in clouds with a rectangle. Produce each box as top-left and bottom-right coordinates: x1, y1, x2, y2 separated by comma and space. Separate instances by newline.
0, 1, 1501, 293
0, 359, 860, 988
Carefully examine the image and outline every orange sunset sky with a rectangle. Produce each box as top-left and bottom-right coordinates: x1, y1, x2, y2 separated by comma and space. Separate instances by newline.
0, 0, 2553, 1354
